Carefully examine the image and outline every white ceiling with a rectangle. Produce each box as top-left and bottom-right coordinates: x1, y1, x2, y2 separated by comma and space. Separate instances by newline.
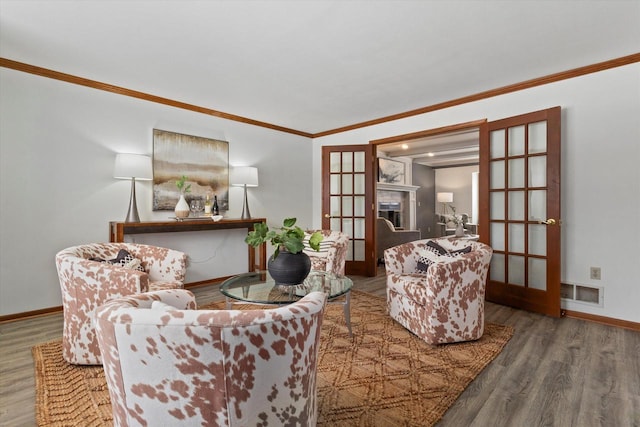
1, 0, 638, 138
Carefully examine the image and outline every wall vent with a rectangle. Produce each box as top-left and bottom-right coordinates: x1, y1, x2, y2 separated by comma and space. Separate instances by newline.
561, 282, 604, 307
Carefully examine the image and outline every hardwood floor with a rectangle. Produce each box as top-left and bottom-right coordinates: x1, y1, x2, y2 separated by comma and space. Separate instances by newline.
1, 272, 638, 426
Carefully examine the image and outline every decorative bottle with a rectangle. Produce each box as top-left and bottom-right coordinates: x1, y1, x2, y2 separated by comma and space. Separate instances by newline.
212, 195, 219, 215
204, 194, 212, 215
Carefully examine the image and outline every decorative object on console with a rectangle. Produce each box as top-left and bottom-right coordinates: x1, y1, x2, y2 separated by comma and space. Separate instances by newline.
246, 218, 323, 285
230, 166, 258, 219
152, 129, 229, 211
113, 153, 152, 223
174, 175, 191, 219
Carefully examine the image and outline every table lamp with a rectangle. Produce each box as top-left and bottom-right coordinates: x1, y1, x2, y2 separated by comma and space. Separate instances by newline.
230, 166, 258, 219
436, 192, 453, 214
113, 153, 152, 222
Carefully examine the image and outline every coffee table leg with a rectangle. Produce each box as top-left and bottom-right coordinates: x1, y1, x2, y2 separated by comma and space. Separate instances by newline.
344, 291, 352, 337
225, 297, 232, 310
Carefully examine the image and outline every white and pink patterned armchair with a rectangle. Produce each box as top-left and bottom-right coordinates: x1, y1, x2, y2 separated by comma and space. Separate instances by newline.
96, 289, 327, 427
304, 230, 350, 276
384, 238, 492, 345
55, 243, 186, 365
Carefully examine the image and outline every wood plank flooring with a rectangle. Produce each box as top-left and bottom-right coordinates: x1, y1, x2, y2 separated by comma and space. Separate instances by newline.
1, 271, 638, 426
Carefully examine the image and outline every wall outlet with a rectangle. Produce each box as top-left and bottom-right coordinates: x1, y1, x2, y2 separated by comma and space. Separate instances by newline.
590, 267, 601, 280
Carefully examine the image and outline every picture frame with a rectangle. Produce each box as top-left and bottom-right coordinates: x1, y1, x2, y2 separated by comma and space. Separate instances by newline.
152, 129, 229, 211
378, 158, 405, 184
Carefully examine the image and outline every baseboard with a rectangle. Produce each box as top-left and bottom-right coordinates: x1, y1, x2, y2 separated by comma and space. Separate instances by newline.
0, 305, 62, 324
563, 309, 640, 331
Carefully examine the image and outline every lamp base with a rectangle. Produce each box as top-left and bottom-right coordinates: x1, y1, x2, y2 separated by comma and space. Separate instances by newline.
125, 178, 141, 223
240, 184, 251, 219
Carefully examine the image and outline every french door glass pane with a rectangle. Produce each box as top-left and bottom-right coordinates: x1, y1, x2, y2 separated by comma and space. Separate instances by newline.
354, 174, 365, 194
508, 224, 525, 253
528, 121, 547, 154
330, 218, 340, 230
490, 161, 505, 189
341, 152, 353, 173
354, 218, 365, 239
508, 255, 525, 286
508, 125, 525, 156
490, 130, 505, 158
354, 196, 365, 216
330, 196, 340, 216
528, 224, 546, 256
508, 158, 525, 188
330, 174, 340, 193
508, 191, 525, 220
528, 258, 547, 290
490, 192, 505, 220
529, 156, 547, 187
354, 152, 365, 172
491, 223, 505, 251
490, 253, 505, 282
330, 152, 341, 173
342, 175, 352, 194
528, 190, 546, 221
342, 218, 353, 237
342, 197, 353, 216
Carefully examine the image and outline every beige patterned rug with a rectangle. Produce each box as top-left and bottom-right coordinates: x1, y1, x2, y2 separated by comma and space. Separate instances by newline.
33, 290, 513, 426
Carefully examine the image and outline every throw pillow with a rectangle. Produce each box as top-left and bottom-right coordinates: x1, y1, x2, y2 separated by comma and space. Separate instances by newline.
89, 249, 145, 272
109, 249, 145, 272
450, 246, 472, 255
415, 243, 472, 273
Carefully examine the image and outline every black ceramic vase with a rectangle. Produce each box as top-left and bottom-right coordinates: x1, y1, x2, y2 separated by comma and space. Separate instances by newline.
267, 250, 311, 286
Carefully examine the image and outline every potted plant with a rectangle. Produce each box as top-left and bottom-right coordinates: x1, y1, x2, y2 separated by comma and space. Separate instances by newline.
174, 175, 191, 218
246, 218, 323, 285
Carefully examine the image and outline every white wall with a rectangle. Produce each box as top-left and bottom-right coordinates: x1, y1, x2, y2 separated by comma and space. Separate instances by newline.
0, 68, 313, 315
313, 63, 640, 323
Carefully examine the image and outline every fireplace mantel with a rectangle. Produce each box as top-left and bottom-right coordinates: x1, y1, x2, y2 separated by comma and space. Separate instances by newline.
377, 182, 420, 192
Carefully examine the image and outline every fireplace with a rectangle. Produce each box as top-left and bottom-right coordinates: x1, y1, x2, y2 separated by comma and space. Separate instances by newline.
378, 202, 402, 228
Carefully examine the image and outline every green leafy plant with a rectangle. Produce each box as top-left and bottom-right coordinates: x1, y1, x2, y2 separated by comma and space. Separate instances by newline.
175, 175, 191, 194
245, 218, 323, 260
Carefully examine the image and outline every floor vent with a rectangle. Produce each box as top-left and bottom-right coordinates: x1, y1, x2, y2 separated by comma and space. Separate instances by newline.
561, 282, 603, 307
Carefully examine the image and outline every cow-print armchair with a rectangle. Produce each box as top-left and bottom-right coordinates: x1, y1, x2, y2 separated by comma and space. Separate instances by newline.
384, 238, 492, 345
55, 243, 186, 365
96, 289, 327, 427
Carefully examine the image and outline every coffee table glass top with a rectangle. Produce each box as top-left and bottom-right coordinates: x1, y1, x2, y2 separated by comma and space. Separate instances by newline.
220, 270, 353, 305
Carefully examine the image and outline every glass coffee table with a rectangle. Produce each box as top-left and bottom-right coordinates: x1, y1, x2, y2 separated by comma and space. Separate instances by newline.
220, 270, 353, 335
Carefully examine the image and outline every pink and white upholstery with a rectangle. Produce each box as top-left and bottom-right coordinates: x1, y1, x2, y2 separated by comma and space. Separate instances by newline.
304, 230, 350, 276
55, 243, 186, 365
384, 238, 493, 345
96, 289, 327, 427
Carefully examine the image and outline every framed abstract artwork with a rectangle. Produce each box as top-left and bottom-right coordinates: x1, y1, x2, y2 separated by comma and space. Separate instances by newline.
378, 158, 405, 184
152, 129, 229, 211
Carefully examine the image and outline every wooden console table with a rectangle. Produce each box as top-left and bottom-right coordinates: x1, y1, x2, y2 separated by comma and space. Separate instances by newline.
109, 218, 267, 283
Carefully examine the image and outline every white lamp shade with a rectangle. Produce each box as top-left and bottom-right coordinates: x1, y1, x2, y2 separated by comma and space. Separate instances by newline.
230, 166, 258, 187
114, 154, 152, 180
437, 192, 453, 203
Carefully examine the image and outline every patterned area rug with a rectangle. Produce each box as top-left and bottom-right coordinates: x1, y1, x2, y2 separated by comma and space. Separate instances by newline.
33, 290, 513, 426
